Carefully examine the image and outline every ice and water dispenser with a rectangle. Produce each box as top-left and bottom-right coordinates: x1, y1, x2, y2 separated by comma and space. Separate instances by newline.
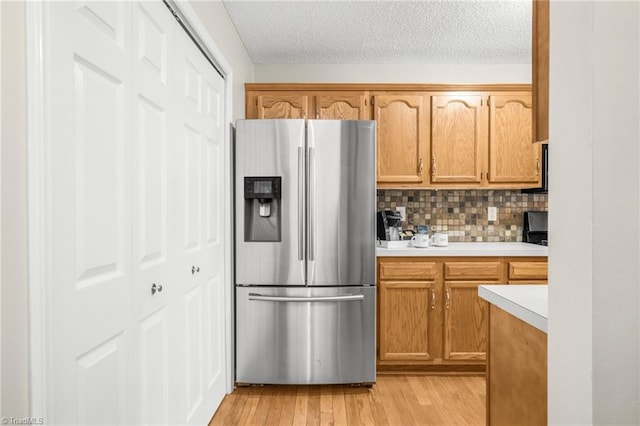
243, 176, 282, 242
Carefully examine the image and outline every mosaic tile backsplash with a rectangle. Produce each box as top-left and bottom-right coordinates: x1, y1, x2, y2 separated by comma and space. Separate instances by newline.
377, 189, 548, 242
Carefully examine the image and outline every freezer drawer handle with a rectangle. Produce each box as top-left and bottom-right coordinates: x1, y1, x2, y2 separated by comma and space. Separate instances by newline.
248, 293, 364, 303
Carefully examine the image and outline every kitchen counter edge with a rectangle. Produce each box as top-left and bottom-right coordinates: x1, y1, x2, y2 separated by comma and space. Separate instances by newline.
376, 242, 548, 257
478, 285, 548, 333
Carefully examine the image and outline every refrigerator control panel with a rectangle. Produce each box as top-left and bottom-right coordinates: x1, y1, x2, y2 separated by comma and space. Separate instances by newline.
244, 176, 281, 200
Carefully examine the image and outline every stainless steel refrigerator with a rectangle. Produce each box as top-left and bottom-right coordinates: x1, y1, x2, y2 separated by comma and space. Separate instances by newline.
234, 119, 376, 385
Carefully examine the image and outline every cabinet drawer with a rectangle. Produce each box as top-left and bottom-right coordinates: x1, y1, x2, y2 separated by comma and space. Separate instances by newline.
444, 262, 502, 280
509, 262, 548, 280
379, 261, 437, 280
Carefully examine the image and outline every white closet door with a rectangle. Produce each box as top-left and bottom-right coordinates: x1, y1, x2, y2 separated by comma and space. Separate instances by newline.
48, 2, 134, 424
130, 2, 176, 424
43, 2, 227, 424
171, 22, 227, 425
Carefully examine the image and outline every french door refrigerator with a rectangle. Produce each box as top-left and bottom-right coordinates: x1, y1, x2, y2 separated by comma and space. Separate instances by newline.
234, 119, 376, 385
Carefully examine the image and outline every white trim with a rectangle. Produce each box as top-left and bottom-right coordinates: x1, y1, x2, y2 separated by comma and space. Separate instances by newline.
0, 2, 3, 417
169, 0, 236, 394
26, 0, 52, 420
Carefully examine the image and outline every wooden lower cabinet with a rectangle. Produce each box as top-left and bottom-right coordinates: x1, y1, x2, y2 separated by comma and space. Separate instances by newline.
444, 281, 494, 361
379, 281, 438, 361
377, 256, 547, 372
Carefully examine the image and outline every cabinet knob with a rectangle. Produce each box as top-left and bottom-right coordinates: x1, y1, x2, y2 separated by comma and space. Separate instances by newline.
151, 283, 163, 296
191, 266, 200, 275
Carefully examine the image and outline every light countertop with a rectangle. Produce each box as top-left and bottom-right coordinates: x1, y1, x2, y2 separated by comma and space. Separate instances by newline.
478, 285, 548, 333
376, 242, 548, 257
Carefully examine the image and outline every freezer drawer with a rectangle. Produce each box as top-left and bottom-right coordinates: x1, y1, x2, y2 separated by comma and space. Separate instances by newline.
236, 286, 376, 385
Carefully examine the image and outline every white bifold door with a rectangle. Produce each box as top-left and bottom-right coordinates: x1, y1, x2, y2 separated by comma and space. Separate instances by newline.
43, 2, 226, 424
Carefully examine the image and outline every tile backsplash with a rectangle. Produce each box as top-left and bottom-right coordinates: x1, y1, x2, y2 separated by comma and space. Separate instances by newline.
377, 189, 548, 242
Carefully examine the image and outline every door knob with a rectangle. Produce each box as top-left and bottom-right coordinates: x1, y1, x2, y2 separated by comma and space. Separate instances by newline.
151, 283, 163, 295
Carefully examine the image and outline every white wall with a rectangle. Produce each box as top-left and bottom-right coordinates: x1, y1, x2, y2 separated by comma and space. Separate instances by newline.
254, 63, 530, 84
549, 1, 640, 424
1, 0, 29, 419
189, 0, 254, 119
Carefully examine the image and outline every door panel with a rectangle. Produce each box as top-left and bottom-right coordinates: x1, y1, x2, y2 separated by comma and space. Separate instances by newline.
49, 2, 133, 423
431, 95, 483, 184
235, 120, 306, 286
173, 23, 227, 424
374, 94, 427, 184
307, 120, 376, 286
236, 286, 376, 384
76, 333, 128, 425
131, 2, 174, 424
488, 93, 539, 183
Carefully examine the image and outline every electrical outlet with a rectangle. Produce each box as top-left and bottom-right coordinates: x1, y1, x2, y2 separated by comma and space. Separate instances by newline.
488, 206, 497, 222
396, 206, 406, 221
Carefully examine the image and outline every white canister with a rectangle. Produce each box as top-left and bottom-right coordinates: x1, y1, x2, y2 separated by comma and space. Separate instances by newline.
430, 233, 448, 247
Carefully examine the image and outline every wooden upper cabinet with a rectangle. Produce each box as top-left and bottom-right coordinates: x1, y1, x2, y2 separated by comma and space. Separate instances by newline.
533, 0, 549, 143
254, 93, 309, 119
315, 92, 369, 119
374, 94, 428, 185
488, 93, 540, 184
430, 95, 483, 184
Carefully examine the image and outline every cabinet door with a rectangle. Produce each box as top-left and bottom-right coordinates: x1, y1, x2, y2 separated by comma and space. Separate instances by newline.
374, 94, 428, 185
431, 95, 483, 184
533, 0, 549, 143
488, 93, 540, 184
379, 281, 437, 361
315, 92, 369, 119
254, 93, 309, 119
444, 281, 495, 361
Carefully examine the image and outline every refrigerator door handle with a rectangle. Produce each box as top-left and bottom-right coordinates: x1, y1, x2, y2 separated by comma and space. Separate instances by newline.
308, 147, 315, 262
248, 293, 364, 303
298, 146, 305, 261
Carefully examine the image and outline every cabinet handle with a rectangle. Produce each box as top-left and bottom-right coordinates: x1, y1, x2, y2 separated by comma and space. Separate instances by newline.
431, 158, 437, 177
536, 159, 541, 175
191, 265, 200, 275
431, 289, 436, 310
446, 288, 450, 309
418, 158, 424, 177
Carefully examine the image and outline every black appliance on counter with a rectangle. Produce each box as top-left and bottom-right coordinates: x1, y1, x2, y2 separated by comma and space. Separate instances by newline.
522, 143, 549, 193
377, 210, 402, 241
523, 211, 548, 246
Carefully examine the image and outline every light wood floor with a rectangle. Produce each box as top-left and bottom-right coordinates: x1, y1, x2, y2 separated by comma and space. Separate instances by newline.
209, 374, 485, 425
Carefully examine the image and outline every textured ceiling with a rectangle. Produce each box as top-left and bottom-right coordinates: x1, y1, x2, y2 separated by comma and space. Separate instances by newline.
222, 0, 532, 64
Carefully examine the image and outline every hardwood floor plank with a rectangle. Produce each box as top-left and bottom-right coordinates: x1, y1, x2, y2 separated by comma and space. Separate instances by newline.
319, 386, 334, 426
355, 388, 375, 425
306, 385, 322, 426
344, 387, 363, 426
250, 386, 273, 425
212, 375, 486, 425
264, 386, 286, 426
292, 385, 309, 425
367, 383, 390, 426
237, 387, 260, 426
332, 384, 348, 425
278, 386, 297, 426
